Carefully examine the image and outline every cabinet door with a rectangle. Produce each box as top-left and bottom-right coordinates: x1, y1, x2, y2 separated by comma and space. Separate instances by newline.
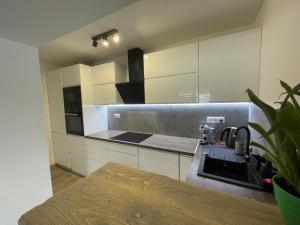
92, 62, 115, 85
180, 155, 193, 181
139, 147, 179, 179
93, 83, 117, 104
46, 70, 66, 133
67, 135, 87, 175
145, 73, 198, 103
86, 159, 107, 174
61, 65, 81, 87
198, 29, 261, 102
144, 43, 198, 78
85, 139, 108, 162
52, 132, 70, 168
80, 65, 93, 105
109, 151, 138, 168
108, 142, 138, 168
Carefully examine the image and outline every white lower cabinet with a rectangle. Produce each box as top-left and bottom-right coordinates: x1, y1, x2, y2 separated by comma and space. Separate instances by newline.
138, 147, 179, 180
84, 139, 109, 175
107, 143, 139, 168
53, 136, 193, 180
86, 158, 107, 175
67, 135, 87, 175
52, 132, 70, 169
109, 151, 139, 168
180, 155, 193, 181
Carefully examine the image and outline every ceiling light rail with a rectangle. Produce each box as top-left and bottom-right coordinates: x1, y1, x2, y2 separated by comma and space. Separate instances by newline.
91, 29, 119, 47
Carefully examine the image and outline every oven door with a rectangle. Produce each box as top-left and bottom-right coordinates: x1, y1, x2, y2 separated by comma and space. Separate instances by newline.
65, 113, 84, 136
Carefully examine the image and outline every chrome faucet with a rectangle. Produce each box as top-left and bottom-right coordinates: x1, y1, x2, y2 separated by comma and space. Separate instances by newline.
234, 126, 251, 155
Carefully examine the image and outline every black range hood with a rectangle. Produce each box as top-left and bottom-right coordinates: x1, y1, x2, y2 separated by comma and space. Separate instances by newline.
115, 48, 145, 104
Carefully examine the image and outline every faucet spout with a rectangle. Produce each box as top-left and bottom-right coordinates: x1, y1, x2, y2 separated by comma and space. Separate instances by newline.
234, 126, 251, 155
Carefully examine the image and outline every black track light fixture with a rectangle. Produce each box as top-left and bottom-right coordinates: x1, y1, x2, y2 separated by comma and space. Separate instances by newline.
91, 29, 119, 48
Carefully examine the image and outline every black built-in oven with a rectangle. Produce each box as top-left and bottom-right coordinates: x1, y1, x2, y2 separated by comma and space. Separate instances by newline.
63, 86, 84, 136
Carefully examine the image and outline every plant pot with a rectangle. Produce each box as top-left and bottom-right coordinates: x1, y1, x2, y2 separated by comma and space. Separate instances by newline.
273, 175, 300, 225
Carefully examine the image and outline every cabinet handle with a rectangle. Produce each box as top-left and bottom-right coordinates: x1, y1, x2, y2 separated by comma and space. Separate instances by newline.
65, 113, 80, 116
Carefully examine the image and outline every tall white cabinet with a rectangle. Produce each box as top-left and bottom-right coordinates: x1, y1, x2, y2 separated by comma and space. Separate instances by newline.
46, 70, 66, 134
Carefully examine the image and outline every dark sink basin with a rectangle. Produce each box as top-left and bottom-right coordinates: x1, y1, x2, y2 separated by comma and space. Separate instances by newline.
197, 145, 264, 190
203, 157, 248, 182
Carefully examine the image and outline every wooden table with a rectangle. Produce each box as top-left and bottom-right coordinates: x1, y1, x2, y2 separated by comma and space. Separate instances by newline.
19, 163, 283, 225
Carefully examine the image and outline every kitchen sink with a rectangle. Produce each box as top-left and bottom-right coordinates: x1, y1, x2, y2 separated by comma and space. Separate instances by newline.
203, 157, 249, 182
197, 146, 265, 190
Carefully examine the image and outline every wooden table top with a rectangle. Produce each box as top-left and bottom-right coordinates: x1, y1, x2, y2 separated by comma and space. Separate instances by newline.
19, 163, 283, 225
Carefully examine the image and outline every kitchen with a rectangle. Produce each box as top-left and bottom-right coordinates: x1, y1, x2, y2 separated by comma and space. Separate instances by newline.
1, 0, 299, 225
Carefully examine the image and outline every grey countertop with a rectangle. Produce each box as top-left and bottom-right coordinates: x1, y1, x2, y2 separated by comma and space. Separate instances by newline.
86, 130, 200, 156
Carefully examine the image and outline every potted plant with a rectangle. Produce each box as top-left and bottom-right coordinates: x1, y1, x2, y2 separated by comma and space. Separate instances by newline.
247, 81, 300, 225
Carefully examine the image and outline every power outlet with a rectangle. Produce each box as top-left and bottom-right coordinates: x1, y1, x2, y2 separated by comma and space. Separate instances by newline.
113, 113, 121, 119
207, 116, 225, 124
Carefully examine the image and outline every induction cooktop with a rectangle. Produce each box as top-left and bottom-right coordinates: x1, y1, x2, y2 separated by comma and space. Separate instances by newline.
110, 132, 152, 143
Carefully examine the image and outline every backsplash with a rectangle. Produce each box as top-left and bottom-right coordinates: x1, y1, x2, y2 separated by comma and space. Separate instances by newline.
107, 103, 250, 138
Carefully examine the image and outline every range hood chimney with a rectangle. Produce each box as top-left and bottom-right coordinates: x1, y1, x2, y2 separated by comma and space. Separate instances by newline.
115, 48, 145, 104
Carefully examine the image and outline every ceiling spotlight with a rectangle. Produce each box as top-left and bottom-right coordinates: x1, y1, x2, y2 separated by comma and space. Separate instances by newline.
92, 40, 98, 48
113, 34, 120, 43
91, 29, 119, 48
100, 37, 109, 47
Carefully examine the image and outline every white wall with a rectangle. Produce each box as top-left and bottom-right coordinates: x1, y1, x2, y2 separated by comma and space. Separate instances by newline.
256, 0, 300, 102
40, 62, 61, 165
0, 37, 53, 225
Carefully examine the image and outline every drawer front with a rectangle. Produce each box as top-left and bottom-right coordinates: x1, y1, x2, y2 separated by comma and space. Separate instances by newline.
139, 147, 179, 180
85, 139, 108, 162
107, 142, 138, 156
109, 151, 138, 168
86, 159, 107, 175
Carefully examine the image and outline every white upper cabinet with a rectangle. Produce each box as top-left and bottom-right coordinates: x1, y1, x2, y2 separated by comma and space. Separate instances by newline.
198, 29, 261, 102
79, 65, 93, 105
144, 43, 198, 78
92, 62, 116, 85
145, 73, 198, 103
91, 62, 126, 105
61, 65, 81, 87
46, 70, 66, 134
144, 43, 199, 103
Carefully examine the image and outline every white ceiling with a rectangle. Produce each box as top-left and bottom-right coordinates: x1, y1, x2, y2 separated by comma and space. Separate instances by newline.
0, 0, 138, 46
39, 0, 264, 66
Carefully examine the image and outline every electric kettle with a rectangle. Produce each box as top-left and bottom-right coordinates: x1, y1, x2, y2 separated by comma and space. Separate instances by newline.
220, 127, 237, 147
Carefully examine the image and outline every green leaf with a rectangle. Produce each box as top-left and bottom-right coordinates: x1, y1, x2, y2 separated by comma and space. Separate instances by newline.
277, 104, 300, 150
246, 89, 276, 125
280, 80, 299, 109
292, 83, 300, 92
248, 122, 277, 151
